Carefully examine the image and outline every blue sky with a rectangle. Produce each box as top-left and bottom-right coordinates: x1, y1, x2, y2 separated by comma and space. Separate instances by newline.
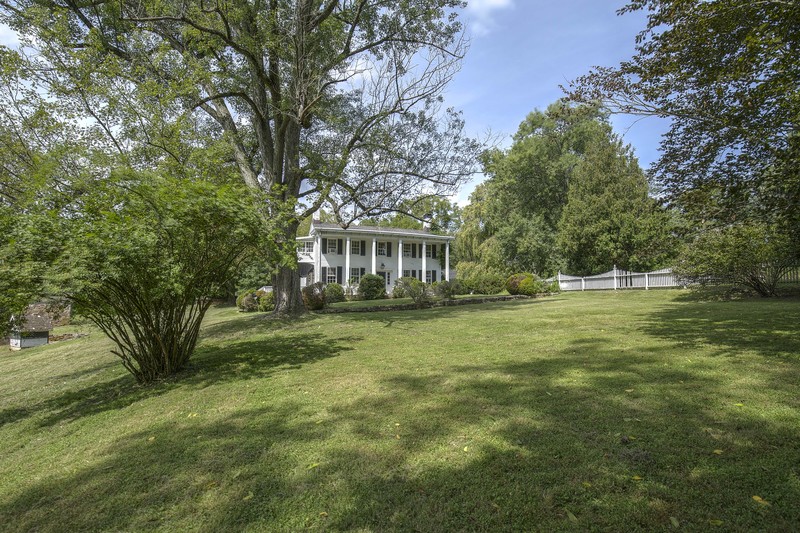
450, 0, 670, 204
1, 2, 668, 206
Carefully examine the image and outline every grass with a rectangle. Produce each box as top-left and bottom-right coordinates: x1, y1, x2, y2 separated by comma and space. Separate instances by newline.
327, 293, 493, 310
1, 290, 799, 531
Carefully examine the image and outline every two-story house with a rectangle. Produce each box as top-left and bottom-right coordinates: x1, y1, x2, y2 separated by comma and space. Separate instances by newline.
297, 221, 453, 294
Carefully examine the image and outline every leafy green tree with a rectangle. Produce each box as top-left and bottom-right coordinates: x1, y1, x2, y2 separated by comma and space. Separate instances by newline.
1, 0, 480, 315
458, 101, 673, 277
557, 136, 678, 275
360, 196, 462, 234
567, 0, 800, 250
0, 48, 85, 335
53, 171, 261, 383
675, 222, 795, 297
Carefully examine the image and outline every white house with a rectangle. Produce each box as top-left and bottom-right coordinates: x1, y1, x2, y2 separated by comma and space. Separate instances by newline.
297, 221, 453, 294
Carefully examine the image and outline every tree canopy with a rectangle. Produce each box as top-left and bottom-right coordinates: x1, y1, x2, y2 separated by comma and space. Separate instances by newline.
566, 0, 800, 243
0, 0, 481, 314
455, 101, 676, 279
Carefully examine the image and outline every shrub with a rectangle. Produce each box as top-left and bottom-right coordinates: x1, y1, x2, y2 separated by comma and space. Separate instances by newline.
547, 280, 560, 293
256, 290, 275, 312
325, 282, 345, 304
675, 222, 796, 297
517, 276, 545, 296
433, 279, 461, 300
392, 277, 418, 298
396, 277, 431, 308
359, 274, 386, 300
461, 273, 506, 295
55, 171, 260, 384
505, 273, 531, 295
237, 289, 259, 312
301, 282, 326, 310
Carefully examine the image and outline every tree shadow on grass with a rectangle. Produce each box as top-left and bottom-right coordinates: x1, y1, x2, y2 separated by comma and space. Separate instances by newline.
2, 335, 799, 531
638, 296, 800, 359
0, 331, 357, 429
320, 341, 800, 531
0, 402, 332, 532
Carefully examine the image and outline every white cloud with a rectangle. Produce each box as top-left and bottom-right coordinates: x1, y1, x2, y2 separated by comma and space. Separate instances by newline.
465, 0, 514, 36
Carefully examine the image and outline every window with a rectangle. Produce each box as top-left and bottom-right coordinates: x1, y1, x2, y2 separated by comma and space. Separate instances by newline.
377, 242, 387, 256
326, 269, 337, 284
425, 246, 432, 258
351, 240, 361, 255
350, 267, 362, 284
426, 270, 433, 284
303, 241, 314, 254
326, 239, 338, 254
403, 243, 412, 257
403, 270, 411, 278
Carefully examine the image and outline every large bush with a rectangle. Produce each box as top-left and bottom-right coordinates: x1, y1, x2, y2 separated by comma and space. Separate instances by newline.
358, 274, 386, 300
392, 277, 417, 299
55, 170, 260, 384
301, 282, 326, 310
675, 222, 796, 297
255, 290, 275, 312
324, 282, 345, 304
517, 276, 545, 296
432, 279, 461, 300
395, 277, 431, 308
456, 261, 507, 295
236, 289, 259, 312
505, 273, 531, 295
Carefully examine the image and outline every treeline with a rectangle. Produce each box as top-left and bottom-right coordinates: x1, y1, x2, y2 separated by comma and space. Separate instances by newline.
454, 102, 680, 283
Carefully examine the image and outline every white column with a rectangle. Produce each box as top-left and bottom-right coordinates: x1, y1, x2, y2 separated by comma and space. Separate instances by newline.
371, 238, 377, 274
345, 236, 351, 287
314, 234, 322, 283
422, 241, 428, 283
398, 239, 403, 279
445, 241, 450, 281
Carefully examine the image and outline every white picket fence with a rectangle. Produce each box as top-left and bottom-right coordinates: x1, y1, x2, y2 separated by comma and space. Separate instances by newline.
546, 265, 800, 291
545, 267, 680, 291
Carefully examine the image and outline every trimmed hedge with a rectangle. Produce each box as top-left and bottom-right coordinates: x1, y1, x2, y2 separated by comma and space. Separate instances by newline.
359, 274, 386, 300
325, 283, 345, 304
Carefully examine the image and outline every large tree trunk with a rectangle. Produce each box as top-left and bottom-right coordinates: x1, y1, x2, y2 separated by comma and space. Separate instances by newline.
273, 221, 306, 315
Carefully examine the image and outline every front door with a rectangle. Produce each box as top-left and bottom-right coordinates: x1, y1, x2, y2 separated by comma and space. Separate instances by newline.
377, 271, 391, 293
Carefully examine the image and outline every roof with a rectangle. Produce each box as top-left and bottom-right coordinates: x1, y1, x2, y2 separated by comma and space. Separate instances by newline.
304, 221, 454, 241
10, 304, 55, 332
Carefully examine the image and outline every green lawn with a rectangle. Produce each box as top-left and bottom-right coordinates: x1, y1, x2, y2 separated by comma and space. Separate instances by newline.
1, 291, 799, 531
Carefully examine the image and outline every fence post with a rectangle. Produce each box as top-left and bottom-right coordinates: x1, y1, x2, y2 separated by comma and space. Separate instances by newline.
645, 272, 649, 290
557, 271, 562, 289
613, 265, 618, 290
581, 277, 585, 291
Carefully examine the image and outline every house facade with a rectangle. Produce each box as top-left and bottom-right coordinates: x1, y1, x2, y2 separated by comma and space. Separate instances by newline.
297, 221, 453, 294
